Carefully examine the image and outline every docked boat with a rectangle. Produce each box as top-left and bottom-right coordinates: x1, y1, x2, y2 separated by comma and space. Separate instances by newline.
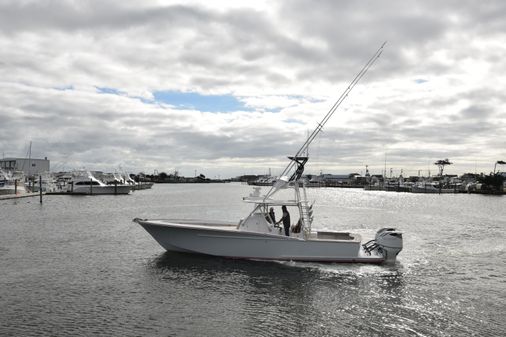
29, 172, 58, 193
0, 169, 27, 195
135, 180, 154, 190
411, 181, 455, 194
67, 171, 131, 195
117, 172, 154, 190
247, 176, 277, 186
134, 43, 403, 264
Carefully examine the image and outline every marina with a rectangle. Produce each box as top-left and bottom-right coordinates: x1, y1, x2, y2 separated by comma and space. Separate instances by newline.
1, 183, 504, 336
2, 2, 506, 336
246, 163, 506, 195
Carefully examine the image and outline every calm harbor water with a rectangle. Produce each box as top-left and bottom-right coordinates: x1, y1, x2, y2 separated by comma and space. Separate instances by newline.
1, 183, 504, 336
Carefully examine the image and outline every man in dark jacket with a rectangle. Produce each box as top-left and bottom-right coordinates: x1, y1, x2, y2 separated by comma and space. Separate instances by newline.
276, 205, 291, 236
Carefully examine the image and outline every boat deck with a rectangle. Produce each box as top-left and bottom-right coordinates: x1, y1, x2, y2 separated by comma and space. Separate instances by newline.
311, 231, 359, 241
141, 219, 363, 243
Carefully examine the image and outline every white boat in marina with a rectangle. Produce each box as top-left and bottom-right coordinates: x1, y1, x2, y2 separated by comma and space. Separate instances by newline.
247, 176, 277, 186
116, 172, 154, 190
411, 181, 455, 194
67, 171, 131, 195
29, 172, 58, 193
128, 175, 154, 190
0, 169, 27, 195
108, 172, 133, 190
134, 43, 403, 264
137, 181, 154, 190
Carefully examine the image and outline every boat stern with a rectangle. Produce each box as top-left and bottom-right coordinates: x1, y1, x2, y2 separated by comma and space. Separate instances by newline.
375, 228, 403, 263
362, 228, 403, 263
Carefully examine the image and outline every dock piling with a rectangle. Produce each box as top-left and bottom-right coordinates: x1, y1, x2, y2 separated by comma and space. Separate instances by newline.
39, 175, 42, 203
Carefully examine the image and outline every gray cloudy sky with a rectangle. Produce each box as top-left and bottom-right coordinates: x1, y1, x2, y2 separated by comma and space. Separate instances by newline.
1, 0, 505, 178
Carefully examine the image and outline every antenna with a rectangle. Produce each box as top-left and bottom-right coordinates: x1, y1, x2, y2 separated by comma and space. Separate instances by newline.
266, 42, 387, 198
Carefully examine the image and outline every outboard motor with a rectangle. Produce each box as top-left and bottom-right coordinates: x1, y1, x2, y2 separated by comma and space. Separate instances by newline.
375, 228, 403, 263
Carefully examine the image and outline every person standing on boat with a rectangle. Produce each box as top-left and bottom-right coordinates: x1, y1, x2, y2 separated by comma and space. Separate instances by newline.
277, 205, 291, 236
268, 207, 276, 224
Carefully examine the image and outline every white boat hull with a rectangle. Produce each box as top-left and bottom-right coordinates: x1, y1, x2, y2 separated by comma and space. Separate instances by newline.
0, 182, 27, 195
411, 185, 455, 193
69, 185, 131, 195
136, 219, 388, 263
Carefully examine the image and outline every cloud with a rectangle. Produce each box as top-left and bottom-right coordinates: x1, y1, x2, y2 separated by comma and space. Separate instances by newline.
0, 0, 505, 177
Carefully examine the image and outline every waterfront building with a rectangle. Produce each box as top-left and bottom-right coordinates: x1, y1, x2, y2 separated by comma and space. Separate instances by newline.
0, 157, 50, 177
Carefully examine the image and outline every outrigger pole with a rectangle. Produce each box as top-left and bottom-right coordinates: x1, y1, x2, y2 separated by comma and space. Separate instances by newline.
265, 41, 387, 199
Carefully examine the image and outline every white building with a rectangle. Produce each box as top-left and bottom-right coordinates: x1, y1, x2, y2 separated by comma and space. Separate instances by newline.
0, 157, 50, 177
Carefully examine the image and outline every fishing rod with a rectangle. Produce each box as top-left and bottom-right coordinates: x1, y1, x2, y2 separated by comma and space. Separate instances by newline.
267, 42, 387, 196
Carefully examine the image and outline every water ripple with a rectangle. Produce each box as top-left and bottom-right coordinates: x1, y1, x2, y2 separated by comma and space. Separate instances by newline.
1, 184, 505, 336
